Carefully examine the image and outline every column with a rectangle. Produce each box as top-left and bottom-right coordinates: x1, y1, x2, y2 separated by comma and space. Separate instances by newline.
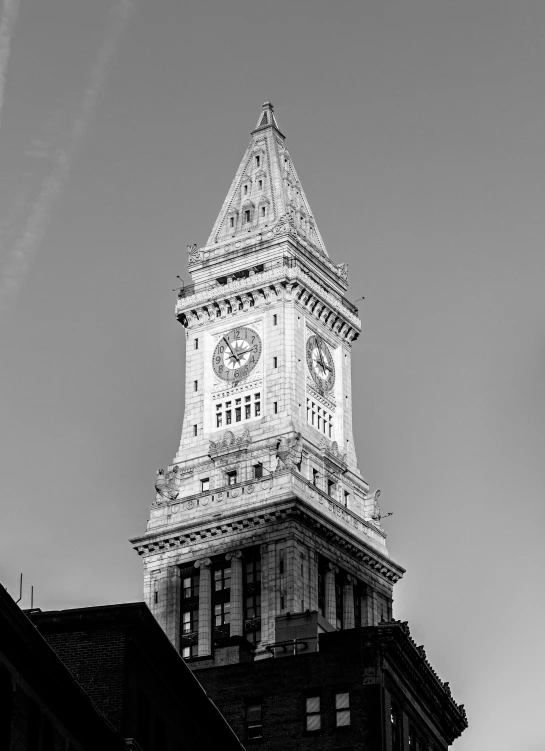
165, 565, 181, 650
195, 558, 212, 656
365, 587, 375, 626
325, 563, 338, 627
226, 550, 243, 637
308, 550, 318, 612
258, 542, 276, 647
342, 575, 355, 630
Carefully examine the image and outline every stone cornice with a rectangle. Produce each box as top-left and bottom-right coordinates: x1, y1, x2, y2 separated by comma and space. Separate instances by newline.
375, 621, 468, 742
130, 496, 404, 585
176, 262, 361, 342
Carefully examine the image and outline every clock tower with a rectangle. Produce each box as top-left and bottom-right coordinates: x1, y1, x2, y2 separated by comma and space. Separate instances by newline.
130, 103, 467, 749
131, 101, 404, 660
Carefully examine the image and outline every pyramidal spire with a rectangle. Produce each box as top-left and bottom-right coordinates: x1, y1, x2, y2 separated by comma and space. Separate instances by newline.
206, 102, 329, 257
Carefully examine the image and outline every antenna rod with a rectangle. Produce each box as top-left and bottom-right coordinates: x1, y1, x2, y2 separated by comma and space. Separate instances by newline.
31, 585, 34, 609
15, 573, 22, 603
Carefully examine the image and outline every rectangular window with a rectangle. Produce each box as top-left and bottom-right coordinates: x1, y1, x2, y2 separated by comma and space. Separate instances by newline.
216, 414, 222, 427
227, 471, 237, 486
305, 696, 321, 732
327, 479, 335, 497
201, 478, 209, 492
245, 404, 251, 419
312, 469, 319, 487
258, 179, 263, 190
182, 573, 199, 599
261, 206, 266, 217
273, 356, 278, 368
255, 401, 261, 417
230, 216, 234, 228
244, 558, 261, 585
194, 380, 198, 391
246, 703, 263, 740
182, 609, 199, 634
254, 464, 263, 479
273, 401, 278, 414
193, 425, 197, 436
214, 601, 231, 626
255, 155, 260, 167
273, 314, 277, 325
226, 410, 232, 425
344, 491, 349, 507
214, 566, 231, 591
194, 338, 199, 349
245, 209, 251, 223
236, 407, 241, 422
335, 692, 350, 727
244, 185, 248, 195
245, 593, 261, 619
182, 644, 199, 659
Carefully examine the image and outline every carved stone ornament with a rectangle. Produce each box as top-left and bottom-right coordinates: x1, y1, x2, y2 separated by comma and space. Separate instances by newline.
209, 428, 252, 457
187, 243, 200, 264
363, 489, 382, 523
336, 262, 348, 281
154, 466, 180, 503
275, 432, 303, 470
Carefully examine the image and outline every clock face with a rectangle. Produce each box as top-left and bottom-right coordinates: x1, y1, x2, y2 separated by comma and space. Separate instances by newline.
306, 334, 335, 391
212, 326, 262, 382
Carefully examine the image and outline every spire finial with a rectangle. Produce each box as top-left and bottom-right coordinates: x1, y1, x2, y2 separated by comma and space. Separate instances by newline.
253, 101, 281, 134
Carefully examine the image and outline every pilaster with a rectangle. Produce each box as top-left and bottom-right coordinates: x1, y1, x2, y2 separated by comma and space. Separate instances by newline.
195, 558, 212, 656
226, 550, 243, 637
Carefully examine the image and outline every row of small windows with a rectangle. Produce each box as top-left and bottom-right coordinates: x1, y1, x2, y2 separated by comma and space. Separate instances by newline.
245, 692, 351, 740
242, 176, 264, 195
215, 392, 261, 427
307, 398, 333, 438
199, 464, 264, 494
230, 204, 269, 228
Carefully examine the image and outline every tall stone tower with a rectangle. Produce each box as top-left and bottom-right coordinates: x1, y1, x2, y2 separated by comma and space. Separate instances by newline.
131, 103, 467, 749
132, 102, 403, 657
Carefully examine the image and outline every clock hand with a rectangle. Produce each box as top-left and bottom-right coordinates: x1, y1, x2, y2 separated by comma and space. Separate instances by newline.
223, 337, 240, 363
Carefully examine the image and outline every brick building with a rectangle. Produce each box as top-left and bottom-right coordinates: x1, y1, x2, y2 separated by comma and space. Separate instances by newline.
0, 583, 126, 751
130, 102, 468, 749
28, 602, 245, 751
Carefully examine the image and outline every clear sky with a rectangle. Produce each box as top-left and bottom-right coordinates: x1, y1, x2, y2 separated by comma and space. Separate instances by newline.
1, 1, 544, 748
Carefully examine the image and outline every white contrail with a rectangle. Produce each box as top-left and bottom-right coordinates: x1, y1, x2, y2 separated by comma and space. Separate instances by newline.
0, 0, 136, 311
0, 0, 21, 133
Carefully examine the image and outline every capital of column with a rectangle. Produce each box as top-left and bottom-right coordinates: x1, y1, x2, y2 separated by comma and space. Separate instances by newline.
345, 574, 355, 584
327, 562, 339, 574
194, 558, 212, 569
225, 550, 243, 561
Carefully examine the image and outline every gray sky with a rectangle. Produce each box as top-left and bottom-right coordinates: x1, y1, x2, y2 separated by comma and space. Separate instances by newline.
1, 1, 544, 748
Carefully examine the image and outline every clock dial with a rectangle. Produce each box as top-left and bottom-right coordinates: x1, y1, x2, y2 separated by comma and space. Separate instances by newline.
212, 326, 262, 382
306, 335, 335, 391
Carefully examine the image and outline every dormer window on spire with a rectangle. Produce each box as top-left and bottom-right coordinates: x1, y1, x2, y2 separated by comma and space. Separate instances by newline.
242, 201, 255, 224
